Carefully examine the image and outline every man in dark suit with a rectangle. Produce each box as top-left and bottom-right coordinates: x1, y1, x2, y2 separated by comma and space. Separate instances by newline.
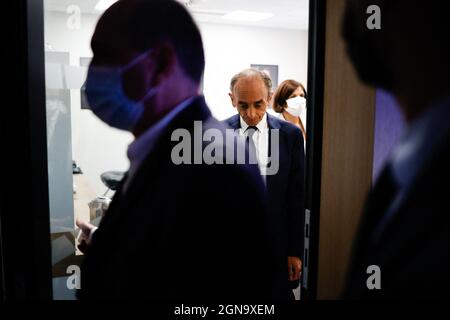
76, 0, 279, 300
224, 69, 305, 299
343, 0, 450, 298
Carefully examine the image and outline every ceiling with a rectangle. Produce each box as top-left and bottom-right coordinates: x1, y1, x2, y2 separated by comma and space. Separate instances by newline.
44, 0, 309, 30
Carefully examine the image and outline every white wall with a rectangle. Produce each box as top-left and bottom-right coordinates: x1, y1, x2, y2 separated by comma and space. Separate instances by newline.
44, 11, 309, 195
201, 23, 309, 120
45, 12, 133, 196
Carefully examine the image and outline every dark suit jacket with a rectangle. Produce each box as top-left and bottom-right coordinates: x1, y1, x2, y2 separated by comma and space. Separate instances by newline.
77, 97, 281, 300
224, 114, 305, 260
344, 129, 450, 299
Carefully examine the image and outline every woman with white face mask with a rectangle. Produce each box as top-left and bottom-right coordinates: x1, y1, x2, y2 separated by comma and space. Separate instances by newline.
272, 80, 307, 145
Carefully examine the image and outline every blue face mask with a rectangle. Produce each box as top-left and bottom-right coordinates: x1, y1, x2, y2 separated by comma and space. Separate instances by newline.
85, 50, 158, 131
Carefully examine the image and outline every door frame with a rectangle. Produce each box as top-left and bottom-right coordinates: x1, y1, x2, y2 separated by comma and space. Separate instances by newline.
0, 0, 53, 299
301, 0, 327, 301
0, 0, 328, 300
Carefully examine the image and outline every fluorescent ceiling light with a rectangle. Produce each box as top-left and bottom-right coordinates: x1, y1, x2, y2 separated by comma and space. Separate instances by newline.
222, 10, 274, 22
95, 0, 117, 11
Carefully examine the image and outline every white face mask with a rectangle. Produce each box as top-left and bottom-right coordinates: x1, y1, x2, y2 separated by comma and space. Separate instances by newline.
285, 96, 307, 117
85, 49, 158, 131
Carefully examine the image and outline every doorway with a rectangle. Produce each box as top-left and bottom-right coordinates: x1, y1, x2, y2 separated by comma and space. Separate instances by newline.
0, 0, 327, 300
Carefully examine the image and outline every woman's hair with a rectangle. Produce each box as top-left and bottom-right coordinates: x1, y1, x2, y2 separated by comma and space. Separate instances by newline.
272, 80, 307, 113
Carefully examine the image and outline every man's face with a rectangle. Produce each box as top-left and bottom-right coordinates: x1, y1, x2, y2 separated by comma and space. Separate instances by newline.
90, 3, 153, 101
229, 77, 272, 127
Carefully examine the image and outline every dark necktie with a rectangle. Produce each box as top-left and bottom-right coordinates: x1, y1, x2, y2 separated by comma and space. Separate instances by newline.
245, 126, 258, 165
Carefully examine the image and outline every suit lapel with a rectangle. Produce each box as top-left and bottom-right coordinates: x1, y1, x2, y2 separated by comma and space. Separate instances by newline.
266, 114, 284, 197
226, 113, 284, 196
119, 97, 212, 212
348, 166, 397, 266
352, 134, 450, 270
227, 114, 241, 131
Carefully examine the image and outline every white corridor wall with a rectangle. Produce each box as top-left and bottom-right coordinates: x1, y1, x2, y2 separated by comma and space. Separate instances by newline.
44, 11, 309, 195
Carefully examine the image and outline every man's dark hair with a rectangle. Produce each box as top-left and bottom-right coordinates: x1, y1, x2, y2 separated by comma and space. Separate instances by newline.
125, 0, 205, 83
342, 0, 450, 93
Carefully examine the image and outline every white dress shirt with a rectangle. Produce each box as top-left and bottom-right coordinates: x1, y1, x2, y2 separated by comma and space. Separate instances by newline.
123, 96, 198, 193
239, 113, 270, 184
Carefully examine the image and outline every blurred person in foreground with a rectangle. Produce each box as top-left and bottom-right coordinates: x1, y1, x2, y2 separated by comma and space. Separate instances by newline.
76, 0, 280, 300
343, 0, 450, 298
